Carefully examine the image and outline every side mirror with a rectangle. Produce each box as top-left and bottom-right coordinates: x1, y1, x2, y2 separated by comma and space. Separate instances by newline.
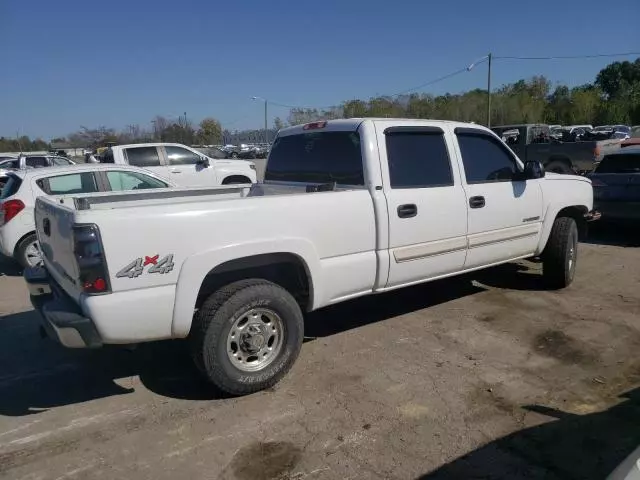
523, 160, 545, 180
196, 157, 210, 168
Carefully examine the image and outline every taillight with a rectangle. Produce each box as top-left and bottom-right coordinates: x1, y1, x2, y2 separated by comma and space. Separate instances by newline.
1, 199, 25, 224
303, 121, 327, 130
73, 224, 111, 294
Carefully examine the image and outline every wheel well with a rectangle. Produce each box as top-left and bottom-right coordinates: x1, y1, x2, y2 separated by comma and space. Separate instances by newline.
222, 175, 251, 185
556, 206, 588, 240
546, 156, 571, 165
13, 231, 36, 256
195, 253, 312, 311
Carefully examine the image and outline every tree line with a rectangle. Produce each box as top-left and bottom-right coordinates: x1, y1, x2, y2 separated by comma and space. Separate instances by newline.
4, 58, 637, 153
0, 136, 50, 153
284, 58, 640, 128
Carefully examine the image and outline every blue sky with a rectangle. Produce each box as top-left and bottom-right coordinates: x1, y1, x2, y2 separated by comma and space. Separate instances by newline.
1, 0, 638, 139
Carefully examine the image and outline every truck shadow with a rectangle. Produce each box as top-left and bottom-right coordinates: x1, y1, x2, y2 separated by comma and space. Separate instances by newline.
0, 264, 552, 415
0, 311, 222, 416
0, 256, 23, 277
305, 275, 485, 339
418, 386, 640, 480
584, 222, 640, 247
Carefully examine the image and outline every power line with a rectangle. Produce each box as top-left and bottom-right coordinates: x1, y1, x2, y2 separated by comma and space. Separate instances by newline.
257, 51, 640, 111
495, 51, 640, 60
264, 66, 471, 110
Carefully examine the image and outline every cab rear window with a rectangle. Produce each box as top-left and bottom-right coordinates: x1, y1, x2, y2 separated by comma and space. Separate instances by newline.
265, 131, 364, 185
0, 175, 22, 199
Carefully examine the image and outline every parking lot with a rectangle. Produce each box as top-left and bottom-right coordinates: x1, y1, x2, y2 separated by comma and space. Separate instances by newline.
0, 226, 638, 480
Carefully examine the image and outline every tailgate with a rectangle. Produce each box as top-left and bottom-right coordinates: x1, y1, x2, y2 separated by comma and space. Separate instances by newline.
34, 197, 81, 293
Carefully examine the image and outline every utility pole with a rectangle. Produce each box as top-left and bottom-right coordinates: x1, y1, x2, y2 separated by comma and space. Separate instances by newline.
487, 53, 492, 128
252, 96, 269, 144
264, 100, 268, 144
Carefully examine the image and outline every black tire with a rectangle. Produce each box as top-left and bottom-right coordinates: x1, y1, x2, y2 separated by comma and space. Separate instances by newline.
545, 160, 573, 174
542, 217, 578, 289
189, 279, 304, 396
15, 233, 40, 269
231, 152, 238, 159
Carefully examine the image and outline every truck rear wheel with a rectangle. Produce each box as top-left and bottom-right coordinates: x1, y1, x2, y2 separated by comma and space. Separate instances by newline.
542, 217, 578, 289
190, 279, 304, 396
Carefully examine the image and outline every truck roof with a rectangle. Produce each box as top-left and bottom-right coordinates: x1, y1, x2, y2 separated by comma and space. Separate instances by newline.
111, 142, 194, 150
279, 118, 494, 136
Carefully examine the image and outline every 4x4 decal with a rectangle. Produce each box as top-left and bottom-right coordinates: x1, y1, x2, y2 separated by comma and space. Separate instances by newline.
116, 254, 174, 278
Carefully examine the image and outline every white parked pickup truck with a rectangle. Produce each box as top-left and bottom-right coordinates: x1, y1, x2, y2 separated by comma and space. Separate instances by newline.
27, 119, 597, 395
100, 143, 257, 186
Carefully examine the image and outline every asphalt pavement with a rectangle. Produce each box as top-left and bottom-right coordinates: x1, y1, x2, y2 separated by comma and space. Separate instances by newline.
0, 227, 639, 479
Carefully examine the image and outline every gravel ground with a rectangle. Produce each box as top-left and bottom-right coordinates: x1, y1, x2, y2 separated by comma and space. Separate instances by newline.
0, 225, 639, 480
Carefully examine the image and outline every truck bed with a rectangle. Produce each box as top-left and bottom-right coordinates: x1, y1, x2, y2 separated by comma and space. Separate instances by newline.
51, 182, 347, 211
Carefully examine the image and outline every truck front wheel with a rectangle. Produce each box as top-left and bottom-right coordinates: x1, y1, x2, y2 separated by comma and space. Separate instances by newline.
190, 279, 304, 396
541, 217, 578, 289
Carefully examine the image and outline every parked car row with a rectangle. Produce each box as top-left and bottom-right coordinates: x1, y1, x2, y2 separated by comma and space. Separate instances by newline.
549, 124, 635, 142
217, 143, 271, 159
491, 123, 621, 174
0, 164, 174, 267
0, 142, 257, 268
0, 154, 76, 188
4, 117, 637, 401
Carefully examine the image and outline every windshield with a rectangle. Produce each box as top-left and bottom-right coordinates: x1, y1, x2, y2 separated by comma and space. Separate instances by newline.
595, 153, 640, 173
265, 131, 364, 185
0, 175, 22, 199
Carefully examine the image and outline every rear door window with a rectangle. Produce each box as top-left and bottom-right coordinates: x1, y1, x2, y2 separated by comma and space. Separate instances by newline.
37, 173, 99, 195
106, 171, 169, 190
124, 147, 161, 167
265, 131, 364, 185
385, 130, 453, 188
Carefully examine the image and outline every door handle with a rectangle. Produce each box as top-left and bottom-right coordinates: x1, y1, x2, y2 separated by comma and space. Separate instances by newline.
397, 204, 417, 218
170, 170, 182, 173
469, 196, 485, 209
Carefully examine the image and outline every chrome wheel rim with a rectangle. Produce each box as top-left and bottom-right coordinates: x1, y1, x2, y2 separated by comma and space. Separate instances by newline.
568, 245, 574, 271
24, 241, 43, 267
226, 308, 284, 372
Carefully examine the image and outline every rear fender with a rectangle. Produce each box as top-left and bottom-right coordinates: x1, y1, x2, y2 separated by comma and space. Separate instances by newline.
171, 238, 320, 337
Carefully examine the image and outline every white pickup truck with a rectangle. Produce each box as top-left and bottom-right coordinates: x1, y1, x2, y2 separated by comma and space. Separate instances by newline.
100, 143, 257, 186
27, 119, 597, 395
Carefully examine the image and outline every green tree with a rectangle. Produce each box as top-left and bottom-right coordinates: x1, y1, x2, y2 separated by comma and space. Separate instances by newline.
273, 117, 285, 131
197, 118, 222, 145
595, 59, 640, 98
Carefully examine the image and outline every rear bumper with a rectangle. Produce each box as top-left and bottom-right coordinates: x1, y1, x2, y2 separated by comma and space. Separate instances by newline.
585, 210, 602, 222
594, 202, 640, 222
24, 266, 102, 348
